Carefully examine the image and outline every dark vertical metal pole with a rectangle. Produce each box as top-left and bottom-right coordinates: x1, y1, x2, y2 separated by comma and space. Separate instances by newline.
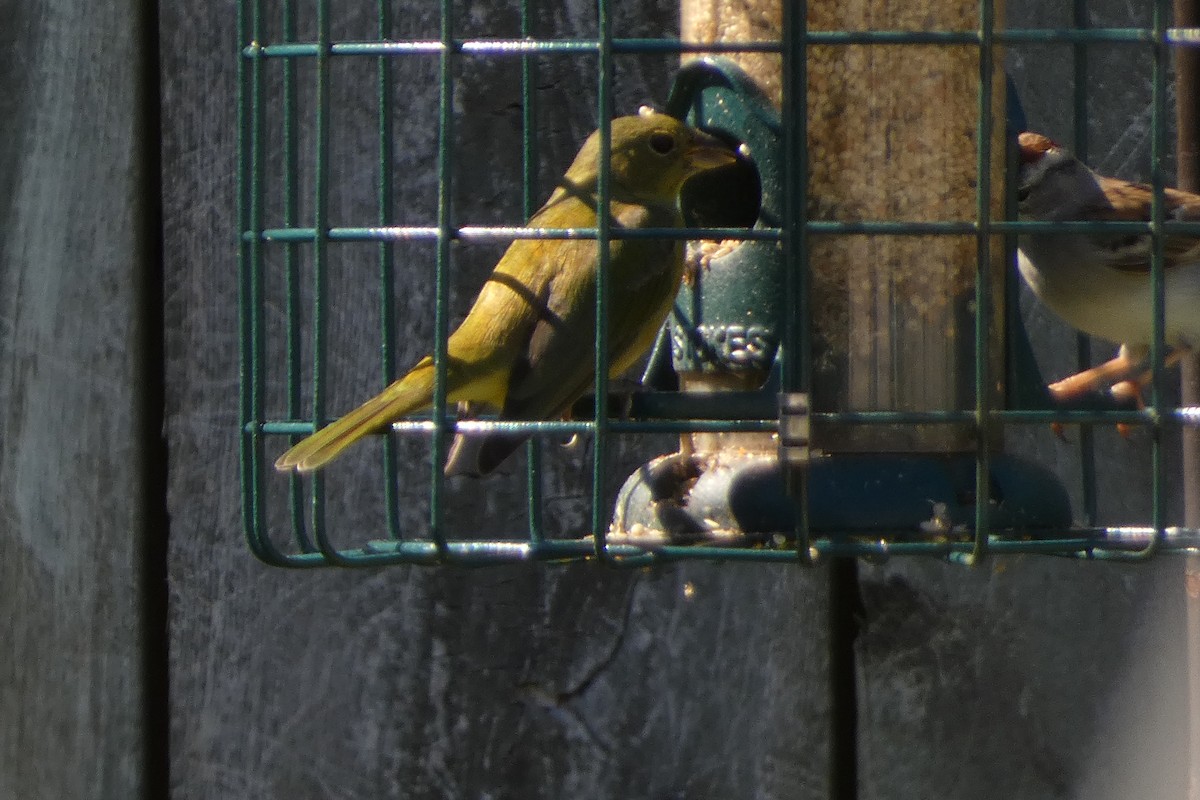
136, 0, 169, 791
431, 0, 455, 559
1174, 3, 1200, 797
310, 0, 343, 563
378, 0, 401, 542
971, 0, 997, 565
283, 0, 311, 552
1072, 0, 1099, 527
782, 0, 811, 564
1151, 1, 1170, 559
591, 0, 614, 559
521, 0, 545, 547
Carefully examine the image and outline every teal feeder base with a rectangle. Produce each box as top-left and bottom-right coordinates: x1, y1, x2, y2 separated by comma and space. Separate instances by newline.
611, 452, 1073, 546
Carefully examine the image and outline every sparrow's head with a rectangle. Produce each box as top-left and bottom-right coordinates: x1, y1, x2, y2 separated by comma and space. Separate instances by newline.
1018, 132, 1061, 165
1016, 132, 1103, 221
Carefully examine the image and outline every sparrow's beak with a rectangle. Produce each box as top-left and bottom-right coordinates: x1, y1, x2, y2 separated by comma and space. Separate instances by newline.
686, 130, 739, 172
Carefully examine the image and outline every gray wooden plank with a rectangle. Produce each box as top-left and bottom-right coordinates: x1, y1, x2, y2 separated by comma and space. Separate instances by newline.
857, 557, 1188, 800
0, 1, 156, 798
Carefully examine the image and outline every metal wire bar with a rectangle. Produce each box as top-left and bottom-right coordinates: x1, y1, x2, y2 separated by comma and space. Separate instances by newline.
309, 0, 347, 565
244, 219, 1200, 244
1071, 0, 1099, 529
1147, 0, 1173, 559
377, 0, 402, 542
520, 0, 544, 547
971, 0, 997, 564
430, 0, 455, 559
240, 28, 1200, 60
246, 40, 785, 58
254, 404, 1200, 438
591, 0, 614, 561
250, 225, 779, 242
782, 0, 812, 563
267, 526, 1200, 568
280, 0, 314, 555
238, 0, 282, 564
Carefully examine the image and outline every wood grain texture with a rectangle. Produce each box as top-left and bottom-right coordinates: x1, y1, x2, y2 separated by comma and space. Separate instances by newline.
857, 557, 1189, 800
0, 1, 155, 798
162, 2, 831, 798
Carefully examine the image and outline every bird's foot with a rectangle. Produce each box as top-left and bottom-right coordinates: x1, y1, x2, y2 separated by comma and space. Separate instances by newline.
1047, 351, 1137, 403
1045, 348, 1140, 440
1108, 380, 1145, 438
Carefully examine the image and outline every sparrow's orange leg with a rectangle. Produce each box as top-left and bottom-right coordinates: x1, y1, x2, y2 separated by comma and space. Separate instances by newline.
1046, 350, 1138, 403
1105, 348, 1189, 437
1118, 348, 1188, 395
1048, 353, 1136, 441
1047, 347, 1144, 441
1107, 379, 1145, 438
1047, 346, 1190, 439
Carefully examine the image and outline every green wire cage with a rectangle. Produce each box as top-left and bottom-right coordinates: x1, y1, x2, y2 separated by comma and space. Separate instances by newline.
239, 0, 1200, 567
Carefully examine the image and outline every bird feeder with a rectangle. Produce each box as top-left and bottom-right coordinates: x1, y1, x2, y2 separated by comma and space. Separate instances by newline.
610, 9, 1073, 550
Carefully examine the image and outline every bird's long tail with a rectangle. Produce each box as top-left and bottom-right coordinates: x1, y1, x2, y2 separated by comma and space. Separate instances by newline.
274, 360, 435, 472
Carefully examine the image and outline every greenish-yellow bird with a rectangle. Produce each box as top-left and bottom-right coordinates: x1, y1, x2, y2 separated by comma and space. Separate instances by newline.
274, 109, 737, 476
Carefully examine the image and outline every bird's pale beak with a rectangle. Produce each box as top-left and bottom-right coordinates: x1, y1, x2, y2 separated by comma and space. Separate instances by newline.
686, 131, 739, 171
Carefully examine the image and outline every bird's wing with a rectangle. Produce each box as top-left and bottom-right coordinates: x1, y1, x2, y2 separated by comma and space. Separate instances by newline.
500, 199, 684, 421
437, 234, 566, 409
443, 198, 684, 477
604, 201, 686, 376
1090, 176, 1200, 271
275, 223, 560, 472
1165, 188, 1200, 264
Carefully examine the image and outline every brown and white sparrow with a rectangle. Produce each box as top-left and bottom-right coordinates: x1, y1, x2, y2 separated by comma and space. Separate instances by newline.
1016, 131, 1200, 405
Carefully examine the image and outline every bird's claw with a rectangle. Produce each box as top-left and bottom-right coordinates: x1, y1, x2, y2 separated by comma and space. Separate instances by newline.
1108, 379, 1144, 439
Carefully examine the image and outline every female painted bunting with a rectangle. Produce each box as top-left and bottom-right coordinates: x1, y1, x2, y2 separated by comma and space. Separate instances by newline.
274, 109, 737, 476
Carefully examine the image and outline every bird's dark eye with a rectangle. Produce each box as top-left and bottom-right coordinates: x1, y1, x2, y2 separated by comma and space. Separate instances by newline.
649, 132, 676, 155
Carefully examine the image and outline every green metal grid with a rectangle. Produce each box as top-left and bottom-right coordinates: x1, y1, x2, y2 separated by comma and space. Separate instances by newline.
239, 0, 1200, 567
